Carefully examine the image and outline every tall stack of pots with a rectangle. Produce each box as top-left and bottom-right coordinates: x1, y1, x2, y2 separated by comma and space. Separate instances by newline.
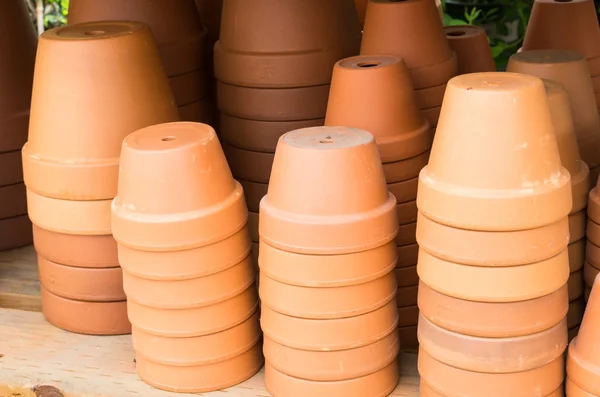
0, 0, 37, 249
444, 25, 496, 75
324, 55, 432, 347
112, 122, 262, 392
416, 73, 570, 396
360, 0, 457, 131
214, 0, 362, 257
259, 126, 400, 397
68, 0, 214, 124
22, 22, 179, 335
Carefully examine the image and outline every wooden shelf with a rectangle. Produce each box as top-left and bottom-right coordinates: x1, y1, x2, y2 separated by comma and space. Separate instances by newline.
0, 245, 420, 397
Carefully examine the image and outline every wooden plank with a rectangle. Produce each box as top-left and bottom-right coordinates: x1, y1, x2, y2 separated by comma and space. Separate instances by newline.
0, 246, 40, 312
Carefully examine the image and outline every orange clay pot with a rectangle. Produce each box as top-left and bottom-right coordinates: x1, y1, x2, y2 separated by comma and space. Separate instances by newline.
420, 380, 564, 397
259, 126, 398, 255
111, 122, 247, 251
566, 377, 596, 397
587, 219, 600, 246
215, 0, 361, 88
568, 299, 585, 328
522, 0, 600, 59
588, 54, 600, 76
178, 97, 214, 124
586, 241, 600, 269
418, 281, 569, 338
414, 83, 447, 110
570, 211, 588, 243
570, 239, 586, 273
589, 184, 600, 223
222, 144, 274, 184
569, 271, 584, 301
0, 0, 37, 153
383, 149, 430, 183
418, 72, 572, 231
169, 69, 209, 107
507, 50, 600, 173
325, 55, 432, 162
0, 215, 32, 250
584, 262, 600, 290
407, 53, 459, 91
239, 180, 268, 213
418, 314, 567, 373
444, 25, 496, 75
23, 22, 178, 201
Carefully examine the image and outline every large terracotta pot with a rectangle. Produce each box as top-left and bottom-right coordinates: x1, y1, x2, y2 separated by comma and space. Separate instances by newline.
444, 25, 496, 74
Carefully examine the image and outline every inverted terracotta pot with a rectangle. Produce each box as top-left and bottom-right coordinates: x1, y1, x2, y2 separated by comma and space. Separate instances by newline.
570, 210, 588, 243
27, 190, 112, 235
418, 281, 569, 338
38, 256, 125, 302
0, 215, 32, 250
415, 83, 446, 110
522, 0, 600, 60
409, 53, 459, 90
507, 50, 600, 172
214, 0, 361, 88
169, 69, 209, 107
570, 240, 586, 273
258, 240, 396, 287
260, 126, 398, 255
382, 149, 430, 184
136, 342, 263, 393
265, 360, 398, 397
445, 25, 496, 75
587, 219, 600, 246
418, 314, 567, 373
397, 243, 419, 268
23, 21, 178, 201
397, 285, 419, 308
178, 97, 214, 124
360, 0, 453, 70
388, 178, 418, 205
112, 122, 247, 251
395, 266, 419, 288
0, 183, 27, 219
418, 72, 572, 231
219, 114, 324, 154
420, 380, 564, 397
264, 331, 398, 382
568, 298, 585, 328
0, 150, 24, 186
396, 221, 417, 246
260, 299, 398, 351
222, 144, 274, 184
238, 180, 267, 213
41, 285, 130, 335
418, 248, 569, 302
325, 55, 432, 162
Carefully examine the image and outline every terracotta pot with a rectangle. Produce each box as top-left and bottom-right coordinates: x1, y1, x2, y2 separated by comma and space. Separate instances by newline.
112, 122, 247, 251
135, 343, 263, 393
589, 183, 600, 223
568, 299, 585, 328
0, 183, 27, 219
382, 149, 430, 183
396, 243, 419, 268
396, 221, 417, 246
522, 0, 600, 60
584, 262, 600, 289
215, 0, 362, 88
415, 83, 447, 110
0, 215, 32, 250
41, 285, 130, 335
325, 55, 432, 162
418, 314, 567, 373
396, 200, 418, 225
422, 106, 442, 128
418, 281, 569, 338
397, 285, 419, 307
361, 0, 453, 71
219, 114, 324, 153
420, 380, 564, 397
395, 265, 419, 288
587, 219, 600, 246
407, 53, 459, 90
586, 241, 600, 269
38, 256, 125, 302
389, 180, 421, 206
507, 50, 600, 173
222, 144, 274, 184
588, 54, 600, 77
566, 377, 596, 397
418, 72, 572, 231
569, 327, 581, 343
0, 151, 24, 186
570, 240, 586, 273
417, 212, 569, 266
260, 126, 398, 255
0, 0, 37, 153
445, 25, 496, 75
169, 70, 209, 107
178, 97, 214, 124
238, 180, 268, 213
570, 211, 588, 243
23, 22, 178, 201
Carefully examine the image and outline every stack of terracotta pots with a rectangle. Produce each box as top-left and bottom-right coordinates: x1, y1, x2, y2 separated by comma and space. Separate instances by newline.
416, 72, 570, 396
324, 55, 432, 347
507, 50, 600, 184
22, 21, 179, 335
585, 181, 600, 301
0, 0, 37, 249
444, 25, 496, 75
214, 0, 362, 255
360, 0, 457, 131
111, 122, 262, 392
259, 126, 400, 396
68, 0, 213, 124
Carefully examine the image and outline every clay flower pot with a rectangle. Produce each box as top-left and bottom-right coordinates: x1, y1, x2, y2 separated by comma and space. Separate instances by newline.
418, 72, 572, 231
522, 0, 600, 60
325, 55, 432, 163
215, 0, 362, 88
444, 25, 496, 75
222, 144, 274, 184
383, 149, 431, 184
169, 69, 209, 107
507, 50, 600, 175
178, 97, 214, 124
259, 126, 398, 254
23, 22, 178, 201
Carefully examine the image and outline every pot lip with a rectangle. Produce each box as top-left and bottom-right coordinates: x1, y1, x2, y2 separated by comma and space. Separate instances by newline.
335, 54, 403, 70
444, 24, 487, 39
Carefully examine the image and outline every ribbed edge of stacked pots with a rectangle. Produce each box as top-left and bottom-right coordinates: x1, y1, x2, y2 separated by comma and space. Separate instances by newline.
360, 0, 458, 131
416, 72, 571, 395
324, 55, 432, 347
22, 21, 179, 335
67, 0, 214, 124
507, 49, 600, 186
259, 126, 400, 396
214, 0, 363, 269
111, 122, 262, 392
444, 25, 496, 75
585, 178, 600, 303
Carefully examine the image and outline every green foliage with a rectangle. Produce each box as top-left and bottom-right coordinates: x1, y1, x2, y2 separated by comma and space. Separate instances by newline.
43, 0, 69, 29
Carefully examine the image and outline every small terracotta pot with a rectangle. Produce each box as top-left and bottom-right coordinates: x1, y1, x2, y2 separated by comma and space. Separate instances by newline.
0, 215, 32, 250
587, 219, 600, 246
397, 285, 419, 308
445, 25, 496, 75
169, 69, 209, 107
238, 179, 268, 213
418, 72, 572, 231
568, 298, 585, 328
507, 50, 600, 172
418, 281, 569, 338
215, 0, 361, 88
414, 83, 447, 110
178, 97, 214, 124
0, 151, 24, 186
112, 122, 247, 251
522, 0, 600, 59
222, 144, 274, 184
260, 126, 398, 255
382, 149, 430, 183
570, 240, 586, 273
408, 53, 459, 90
325, 55, 432, 162
395, 221, 417, 246
570, 211, 588, 243
421, 106, 442, 128
396, 243, 419, 268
